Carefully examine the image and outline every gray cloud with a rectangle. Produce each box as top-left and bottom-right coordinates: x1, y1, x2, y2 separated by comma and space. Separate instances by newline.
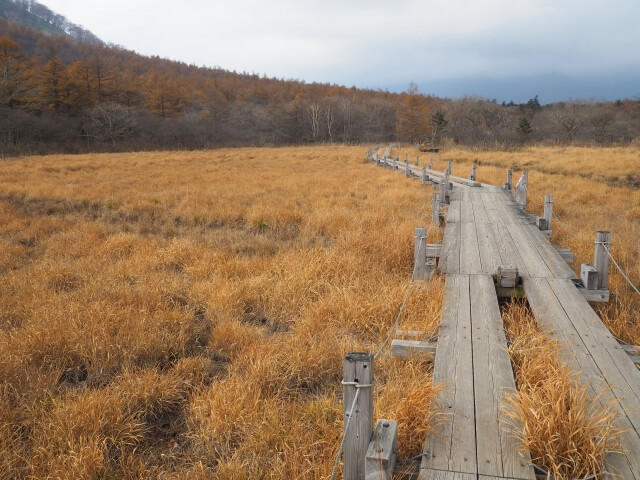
42, 0, 640, 100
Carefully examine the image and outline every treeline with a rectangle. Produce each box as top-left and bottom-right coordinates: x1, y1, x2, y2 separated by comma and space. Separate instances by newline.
1, 18, 639, 156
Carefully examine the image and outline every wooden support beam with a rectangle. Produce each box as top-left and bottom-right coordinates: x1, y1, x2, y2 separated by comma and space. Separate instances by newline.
391, 339, 437, 360
429, 158, 434, 170
579, 288, 610, 302
343, 352, 374, 480
446, 160, 452, 175
426, 243, 442, 258
365, 420, 398, 480
580, 264, 598, 290
620, 345, 640, 366
497, 265, 518, 288
552, 245, 574, 263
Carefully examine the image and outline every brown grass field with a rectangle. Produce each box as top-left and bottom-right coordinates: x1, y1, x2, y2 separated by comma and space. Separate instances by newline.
0, 145, 638, 478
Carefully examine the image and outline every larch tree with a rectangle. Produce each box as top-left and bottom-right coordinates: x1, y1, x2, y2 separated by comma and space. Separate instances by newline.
39, 55, 69, 113
396, 83, 430, 144
0, 36, 34, 109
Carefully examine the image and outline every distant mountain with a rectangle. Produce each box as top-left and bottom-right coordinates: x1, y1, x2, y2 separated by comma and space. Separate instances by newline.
0, 0, 102, 44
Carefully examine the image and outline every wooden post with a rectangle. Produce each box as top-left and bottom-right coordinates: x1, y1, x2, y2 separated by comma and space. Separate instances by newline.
405, 153, 409, 164
429, 158, 434, 169
414, 227, 428, 279
405, 161, 410, 177
392, 156, 397, 170
432, 193, 440, 226
471, 164, 477, 181
439, 179, 448, 205
507, 169, 512, 190
444, 172, 451, 191
447, 160, 452, 175
421, 165, 427, 184
594, 231, 611, 290
415, 155, 419, 166
544, 194, 553, 230
343, 352, 374, 480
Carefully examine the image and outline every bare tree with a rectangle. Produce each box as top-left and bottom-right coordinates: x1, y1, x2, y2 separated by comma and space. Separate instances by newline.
85, 102, 135, 145
307, 102, 321, 142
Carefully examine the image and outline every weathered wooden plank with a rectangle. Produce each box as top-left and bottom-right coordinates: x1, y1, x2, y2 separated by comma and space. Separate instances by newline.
460, 222, 482, 275
520, 223, 577, 279
471, 190, 490, 225
423, 274, 476, 475
524, 278, 640, 479
470, 275, 535, 479
502, 220, 552, 278
488, 221, 529, 277
476, 219, 502, 276
442, 222, 461, 275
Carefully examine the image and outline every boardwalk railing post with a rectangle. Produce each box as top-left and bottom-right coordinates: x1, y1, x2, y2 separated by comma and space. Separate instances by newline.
439, 179, 449, 205
343, 352, 374, 480
415, 227, 428, 279
470, 164, 477, 181
405, 160, 410, 177
514, 170, 528, 208
421, 165, 427, 184
544, 194, 553, 230
594, 231, 611, 290
447, 160, 452, 175
503, 169, 512, 190
432, 194, 440, 226
415, 155, 419, 166
444, 171, 451, 191
429, 158, 434, 170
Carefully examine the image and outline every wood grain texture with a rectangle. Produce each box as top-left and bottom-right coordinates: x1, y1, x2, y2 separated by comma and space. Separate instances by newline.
470, 275, 535, 480
423, 274, 477, 475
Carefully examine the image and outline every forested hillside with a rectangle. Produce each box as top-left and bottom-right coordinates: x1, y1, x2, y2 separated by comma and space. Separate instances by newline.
0, 0, 101, 44
1, 11, 639, 156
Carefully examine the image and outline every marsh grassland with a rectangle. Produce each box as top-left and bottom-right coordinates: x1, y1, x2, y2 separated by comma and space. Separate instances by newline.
0, 145, 638, 478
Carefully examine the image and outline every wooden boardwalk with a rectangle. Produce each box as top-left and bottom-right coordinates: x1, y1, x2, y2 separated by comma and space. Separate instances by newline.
371, 153, 640, 480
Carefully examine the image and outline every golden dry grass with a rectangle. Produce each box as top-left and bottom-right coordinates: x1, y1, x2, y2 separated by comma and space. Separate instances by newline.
502, 300, 624, 479
0, 146, 443, 478
1, 144, 638, 478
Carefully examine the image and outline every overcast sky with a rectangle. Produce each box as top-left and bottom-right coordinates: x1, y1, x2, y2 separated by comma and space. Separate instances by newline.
42, 0, 640, 103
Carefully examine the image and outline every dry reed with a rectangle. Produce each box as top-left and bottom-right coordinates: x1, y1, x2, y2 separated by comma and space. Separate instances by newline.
502, 300, 624, 479
0, 146, 442, 478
